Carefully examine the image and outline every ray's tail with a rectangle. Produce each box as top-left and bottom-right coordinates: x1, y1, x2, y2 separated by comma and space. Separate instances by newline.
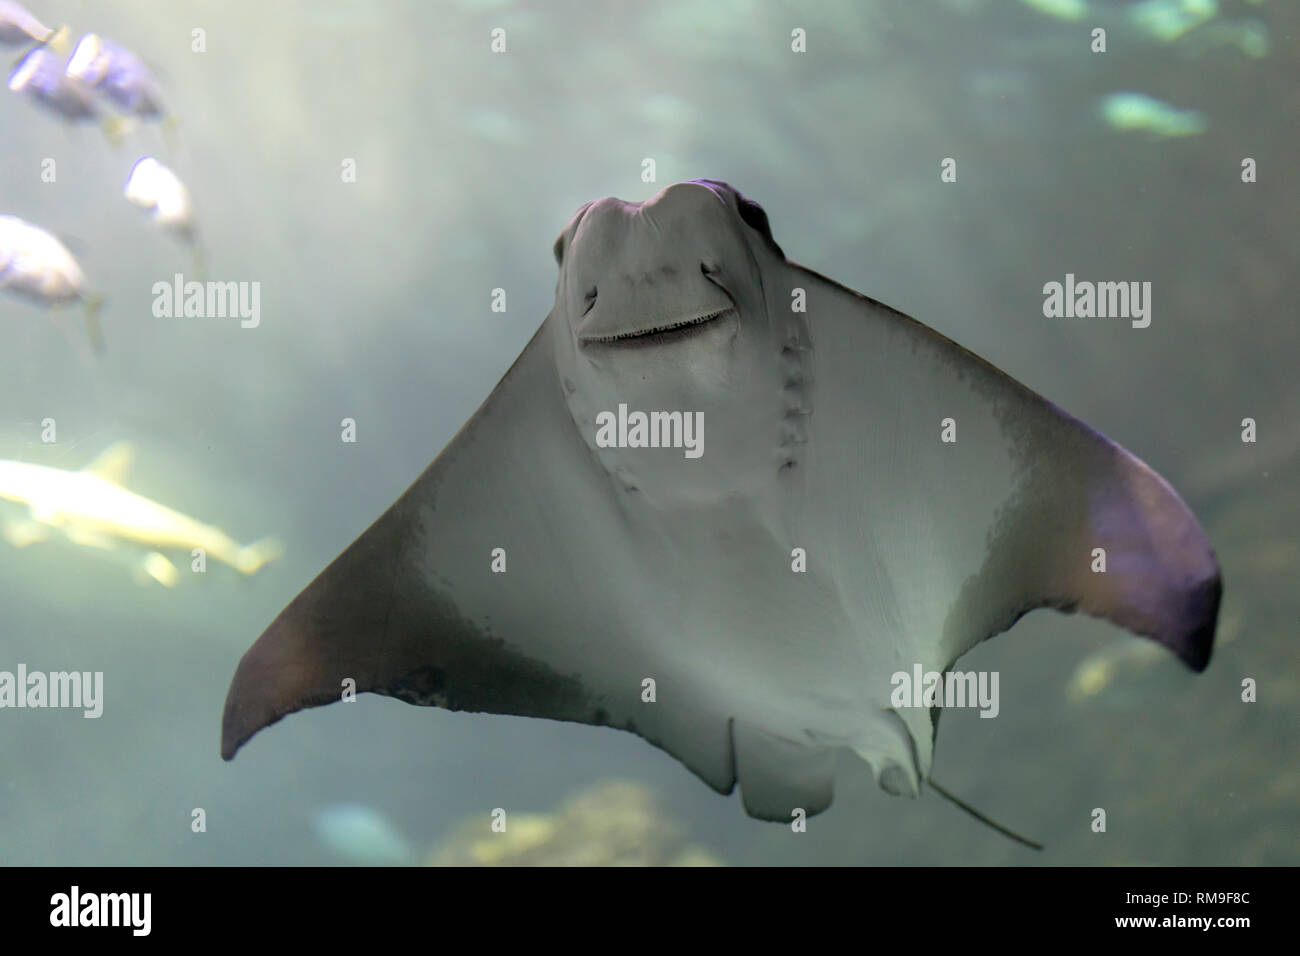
928, 777, 1043, 851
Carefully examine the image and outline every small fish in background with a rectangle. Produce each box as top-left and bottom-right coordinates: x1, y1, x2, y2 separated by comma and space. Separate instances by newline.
0, 441, 283, 585
1182, 17, 1270, 59
1127, 0, 1219, 44
124, 156, 203, 275
1018, 0, 1088, 22
123, 157, 193, 238
7, 46, 100, 124
0, 213, 104, 352
1126, 0, 1270, 59
64, 33, 165, 120
1100, 91, 1207, 138
0, 0, 52, 46
1068, 611, 1242, 707
1066, 638, 1170, 706
311, 805, 415, 866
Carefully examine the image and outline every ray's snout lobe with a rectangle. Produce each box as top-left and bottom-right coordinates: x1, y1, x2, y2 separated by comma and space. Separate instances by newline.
564, 182, 753, 347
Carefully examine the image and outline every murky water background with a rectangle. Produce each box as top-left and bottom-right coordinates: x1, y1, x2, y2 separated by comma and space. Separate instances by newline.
0, 0, 1295, 865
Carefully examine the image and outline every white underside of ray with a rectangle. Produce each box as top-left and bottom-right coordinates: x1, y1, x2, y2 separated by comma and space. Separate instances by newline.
395, 285, 1023, 812
788, 268, 1025, 789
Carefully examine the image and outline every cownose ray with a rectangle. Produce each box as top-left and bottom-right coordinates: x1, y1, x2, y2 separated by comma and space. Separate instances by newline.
222, 180, 1221, 827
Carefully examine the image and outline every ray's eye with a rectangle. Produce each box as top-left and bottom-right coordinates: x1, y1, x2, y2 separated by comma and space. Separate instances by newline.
582, 287, 597, 315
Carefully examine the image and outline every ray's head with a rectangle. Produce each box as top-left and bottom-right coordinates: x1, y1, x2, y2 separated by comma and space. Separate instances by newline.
554, 180, 784, 358
549, 180, 805, 501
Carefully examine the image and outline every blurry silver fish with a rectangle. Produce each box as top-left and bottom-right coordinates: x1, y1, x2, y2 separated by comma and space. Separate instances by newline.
124, 157, 203, 276
1066, 638, 1169, 704
0, 0, 52, 45
65, 33, 164, 118
7, 46, 99, 122
124, 157, 195, 239
1019, 0, 1088, 22
0, 213, 104, 351
1128, 0, 1218, 44
1100, 91, 1207, 138
0, 441, 283, 585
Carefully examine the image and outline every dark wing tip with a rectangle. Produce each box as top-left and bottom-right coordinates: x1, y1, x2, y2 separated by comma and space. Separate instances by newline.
219, 646, 285, 761
218, 585, 358, 761
220, 657, 253, 760
220, 727, 242, 761
1177, 568, 1222, 673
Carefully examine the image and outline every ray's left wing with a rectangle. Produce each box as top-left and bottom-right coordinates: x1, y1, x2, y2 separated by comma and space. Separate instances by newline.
221, 321, 740, 796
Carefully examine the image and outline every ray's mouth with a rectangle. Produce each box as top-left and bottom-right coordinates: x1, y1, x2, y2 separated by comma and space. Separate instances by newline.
580, 306, 736, 347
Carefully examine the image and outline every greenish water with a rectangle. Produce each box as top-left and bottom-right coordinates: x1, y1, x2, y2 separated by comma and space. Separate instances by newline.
0, 0, 1295, 865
